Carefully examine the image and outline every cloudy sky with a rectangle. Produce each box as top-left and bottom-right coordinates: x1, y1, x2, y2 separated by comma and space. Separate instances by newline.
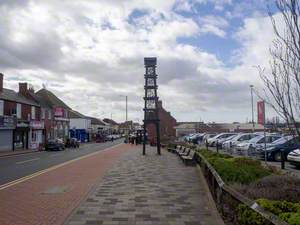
0, 0, 280, 123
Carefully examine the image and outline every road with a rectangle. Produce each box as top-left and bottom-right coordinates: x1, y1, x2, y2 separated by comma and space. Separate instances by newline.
0, 139, 123, 185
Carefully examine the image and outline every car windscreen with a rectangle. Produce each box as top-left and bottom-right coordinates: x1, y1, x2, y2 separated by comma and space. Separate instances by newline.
272, 136, 293, 145
249, 135, 264, 143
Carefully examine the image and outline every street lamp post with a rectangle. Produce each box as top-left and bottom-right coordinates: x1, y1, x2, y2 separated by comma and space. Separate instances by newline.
120, 95, 128, 142
250, 85, 255, 132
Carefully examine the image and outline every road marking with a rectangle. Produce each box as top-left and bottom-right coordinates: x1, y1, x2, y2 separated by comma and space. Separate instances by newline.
0, 143, 123, 191
16, 158, 40, 165
49, 153, 63, 157
0, 151, 43, 159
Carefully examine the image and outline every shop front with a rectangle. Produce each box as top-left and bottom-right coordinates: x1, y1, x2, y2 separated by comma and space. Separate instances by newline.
14, 121, 30, 150
0, 116, 16, 152
53, 118, 69, 141
29, 121, 44, 150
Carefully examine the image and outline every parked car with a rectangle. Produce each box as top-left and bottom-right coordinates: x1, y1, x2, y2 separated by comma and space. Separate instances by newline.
65, 138, 80, 148
190, 133, 206, 144
287, 149, 300, 167
45, 139, 65, 151
202, 133, 217, 144
217, 134, 238, 148
223, 133, 259, 150
259, 136, 300, 161
208, 133, 238, 147
236, 135, 281, 153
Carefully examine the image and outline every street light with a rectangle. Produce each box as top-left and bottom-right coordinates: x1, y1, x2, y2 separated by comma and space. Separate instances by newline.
250, 84, 255, 132
119, 95, 128, 142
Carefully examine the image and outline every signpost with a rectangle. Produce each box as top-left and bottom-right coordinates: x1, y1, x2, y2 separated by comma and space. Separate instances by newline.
257, 101, 266, 163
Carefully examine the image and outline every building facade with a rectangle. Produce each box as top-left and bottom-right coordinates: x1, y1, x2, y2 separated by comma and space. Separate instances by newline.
69, 110, 91, 142
0, 74, 43, 151
146, 101, 177, 144
35, 88, 71, 141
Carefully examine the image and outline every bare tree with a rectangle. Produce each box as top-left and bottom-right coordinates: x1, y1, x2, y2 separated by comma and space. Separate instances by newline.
259, 0, 300, 137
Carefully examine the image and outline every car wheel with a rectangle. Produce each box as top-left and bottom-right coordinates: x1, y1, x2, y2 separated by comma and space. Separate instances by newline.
274, 152, 282, 162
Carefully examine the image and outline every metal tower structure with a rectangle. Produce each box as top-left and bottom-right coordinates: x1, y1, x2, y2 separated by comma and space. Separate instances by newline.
143, 57, 161, 155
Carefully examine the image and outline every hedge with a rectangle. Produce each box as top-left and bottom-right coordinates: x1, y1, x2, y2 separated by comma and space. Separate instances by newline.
237, 199, 300, 225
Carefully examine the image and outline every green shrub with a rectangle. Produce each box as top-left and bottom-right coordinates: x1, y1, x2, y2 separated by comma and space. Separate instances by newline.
237, 199, 300, 225
237, 204, 265, 225
197, 150, 271, 184
167, 143, 177, 149
232, 175, 300, 202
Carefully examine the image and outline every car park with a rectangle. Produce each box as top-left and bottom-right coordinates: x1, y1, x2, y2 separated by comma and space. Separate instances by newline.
235, 135, 281, 154
45, 139, 65, 151
215, 133, 238, 148
222, 133, 259, 150
259, 136, 300, 161
207, 133, 236, 147
202, 133, 216, 144
287, 149, 300, 167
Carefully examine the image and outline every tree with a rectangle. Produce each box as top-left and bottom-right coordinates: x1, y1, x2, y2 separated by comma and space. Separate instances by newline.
259, 0, 300, 137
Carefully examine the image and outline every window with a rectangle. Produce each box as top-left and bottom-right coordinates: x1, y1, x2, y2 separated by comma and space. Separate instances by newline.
48, 110, 51, 119
17, 103, 21, 119
31, 106, 35, 120
41, 108, 45, 119
0, 100, 3, 116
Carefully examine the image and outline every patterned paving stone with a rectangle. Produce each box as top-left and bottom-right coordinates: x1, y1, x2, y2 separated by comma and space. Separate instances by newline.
65, 147, 224, 225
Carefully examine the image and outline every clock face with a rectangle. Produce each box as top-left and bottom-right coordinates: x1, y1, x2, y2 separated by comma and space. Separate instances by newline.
147, 66, 154, 75
146, 100, 156, 109
147, 78, 155, 86
147, 89, 155, 97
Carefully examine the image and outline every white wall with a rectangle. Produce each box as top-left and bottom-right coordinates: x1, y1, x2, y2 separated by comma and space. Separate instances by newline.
70, 118, 92, 130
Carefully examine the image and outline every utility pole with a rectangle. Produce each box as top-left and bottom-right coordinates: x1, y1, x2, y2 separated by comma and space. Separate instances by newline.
125, 95, 128, 122
250, 85, 255, 132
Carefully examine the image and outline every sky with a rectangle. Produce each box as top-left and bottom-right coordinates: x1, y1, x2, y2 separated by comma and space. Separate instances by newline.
0, 0, 281, 123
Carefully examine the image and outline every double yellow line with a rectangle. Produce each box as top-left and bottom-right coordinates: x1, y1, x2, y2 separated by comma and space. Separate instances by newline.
0, 143, 123, 191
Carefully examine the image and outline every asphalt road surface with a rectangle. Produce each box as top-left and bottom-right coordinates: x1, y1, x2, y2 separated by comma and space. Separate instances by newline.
0, 139, 124, 185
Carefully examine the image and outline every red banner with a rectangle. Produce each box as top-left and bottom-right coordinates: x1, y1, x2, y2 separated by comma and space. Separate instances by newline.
257, 101, 265, 125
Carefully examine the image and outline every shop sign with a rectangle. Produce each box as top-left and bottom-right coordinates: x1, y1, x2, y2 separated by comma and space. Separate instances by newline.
17, 121, 29, 128
30, 121, 44, 129
54, 107, 64, 117
0, 116, 16, 128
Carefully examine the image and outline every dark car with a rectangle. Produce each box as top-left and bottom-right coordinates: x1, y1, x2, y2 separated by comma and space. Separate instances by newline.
259, 136, 300, 161
45, 139, 65, 151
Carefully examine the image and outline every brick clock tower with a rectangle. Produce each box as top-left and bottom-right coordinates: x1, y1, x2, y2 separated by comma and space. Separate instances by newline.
143, 57, 161, 155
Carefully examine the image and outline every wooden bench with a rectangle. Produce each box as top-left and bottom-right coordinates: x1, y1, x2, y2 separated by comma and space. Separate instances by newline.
181, 150, 196, 166
179, 148, 190, 157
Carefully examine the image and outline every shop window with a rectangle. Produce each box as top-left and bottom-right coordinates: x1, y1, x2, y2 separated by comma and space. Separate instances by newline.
16, 103, 21, 118
31, 106, 35, 119
41, 108, 45, 119
0, 100, 3, 116
48, 110, 51, 119
32, 132, 37, 142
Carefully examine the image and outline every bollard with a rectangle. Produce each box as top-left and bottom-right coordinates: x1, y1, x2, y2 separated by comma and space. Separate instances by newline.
281, 150, 285, 170
206, 140, 208, 150
216, 141, 219, 153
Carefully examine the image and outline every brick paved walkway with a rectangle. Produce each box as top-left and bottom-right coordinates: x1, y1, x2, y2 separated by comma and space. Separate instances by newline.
0, 143, 135, 225
65, 147, 224, 225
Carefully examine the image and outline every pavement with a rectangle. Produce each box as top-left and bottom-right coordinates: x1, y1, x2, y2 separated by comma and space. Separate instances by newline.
65, 146, 225, 225
0, 142, 135, 225
0, 139, 124, 185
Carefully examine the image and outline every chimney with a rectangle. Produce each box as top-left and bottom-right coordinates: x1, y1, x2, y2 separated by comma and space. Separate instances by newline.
0, 73, 3, 93
19, 82, 28, 96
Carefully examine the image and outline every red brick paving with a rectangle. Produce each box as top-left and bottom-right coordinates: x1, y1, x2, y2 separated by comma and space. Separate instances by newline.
0, 143, 136, 225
